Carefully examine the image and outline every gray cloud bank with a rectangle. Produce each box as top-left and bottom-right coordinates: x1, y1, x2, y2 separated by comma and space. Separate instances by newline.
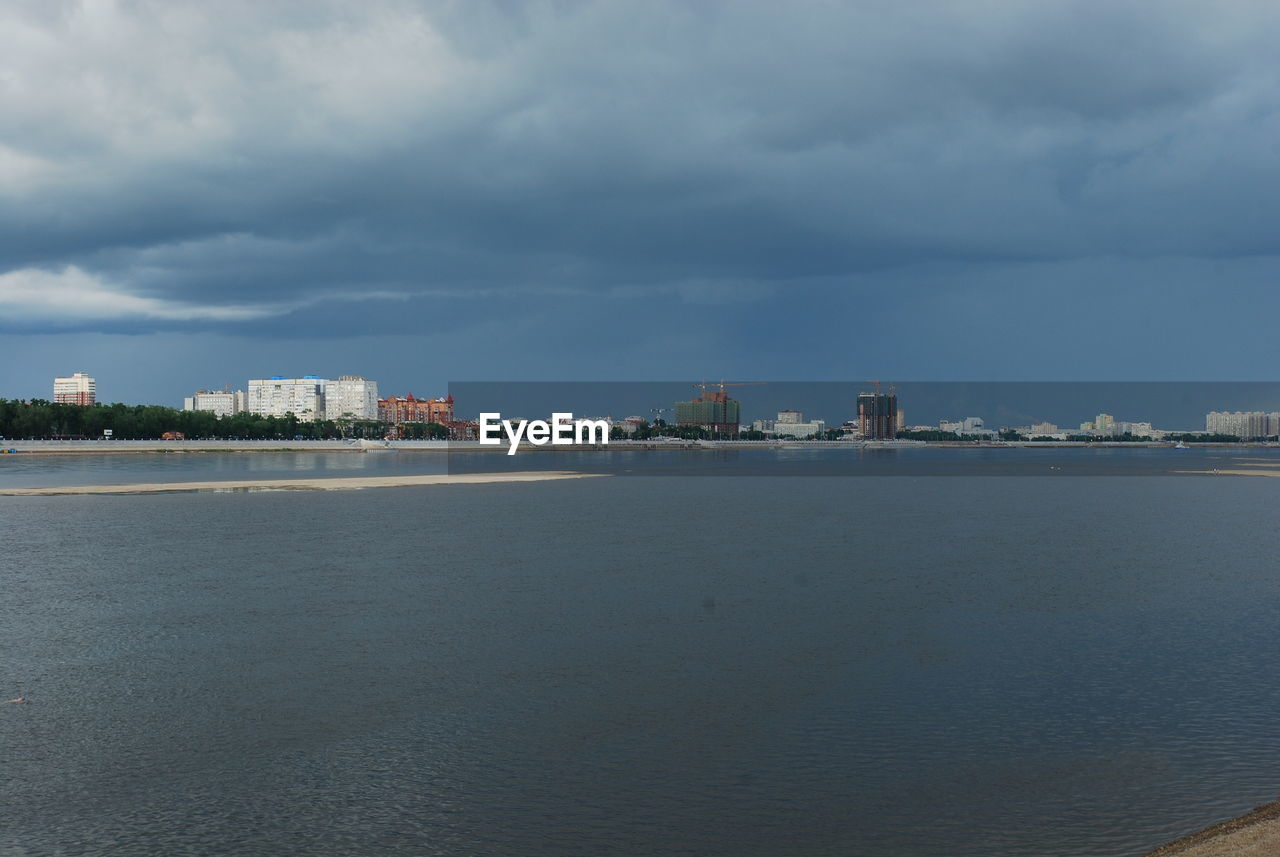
1, 0, 1278, 349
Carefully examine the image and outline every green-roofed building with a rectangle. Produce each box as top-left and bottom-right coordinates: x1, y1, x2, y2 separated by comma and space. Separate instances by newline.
675, 392, 741, 436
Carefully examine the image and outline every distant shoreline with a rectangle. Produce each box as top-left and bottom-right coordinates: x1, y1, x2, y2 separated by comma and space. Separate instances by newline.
1145, 798, 1280, 856
2, 439, 1279, 455
0, 440, 443, 454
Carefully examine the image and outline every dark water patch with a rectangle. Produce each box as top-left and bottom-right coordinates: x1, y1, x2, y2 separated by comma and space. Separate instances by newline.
3, 476, 1280, 855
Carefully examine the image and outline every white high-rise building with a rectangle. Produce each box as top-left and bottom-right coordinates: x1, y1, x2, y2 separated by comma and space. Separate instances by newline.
1206, 411, 1274, 439
184, 389, 246, 418
324, 376, 379, 420
53, 372, 96, 405
247, 377, 327, 420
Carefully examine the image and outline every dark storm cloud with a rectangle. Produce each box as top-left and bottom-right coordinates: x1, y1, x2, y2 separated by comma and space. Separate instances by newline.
2, 0, 1279, 336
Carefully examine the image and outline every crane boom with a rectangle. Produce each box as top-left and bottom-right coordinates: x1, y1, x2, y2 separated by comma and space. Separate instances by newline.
693, 380, 767, 396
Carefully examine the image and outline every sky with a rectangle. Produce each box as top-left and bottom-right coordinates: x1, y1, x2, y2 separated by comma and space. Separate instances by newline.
2, 0, 1280, 408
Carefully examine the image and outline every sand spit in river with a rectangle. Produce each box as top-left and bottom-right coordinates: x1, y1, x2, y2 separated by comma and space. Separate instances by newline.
0, 472, 604, 496
1146, 800, 1280, 856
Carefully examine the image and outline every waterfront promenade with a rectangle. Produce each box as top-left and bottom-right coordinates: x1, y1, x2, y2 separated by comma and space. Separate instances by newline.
4, 438, 1271, 456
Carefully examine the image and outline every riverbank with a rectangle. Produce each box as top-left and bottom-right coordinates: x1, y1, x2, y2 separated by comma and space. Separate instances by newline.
1146, 799, 1280, 856
5, 438, 1280, 455
0, 439, 453, 454
0, 471, 604, 495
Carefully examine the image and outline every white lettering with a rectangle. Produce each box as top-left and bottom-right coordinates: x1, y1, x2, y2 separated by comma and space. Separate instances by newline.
502, 419, 528, 455
479, 413, 611, 454
478, 413, 502, 445
526, 420, 551, 445
551, 413, 574, 445
575, 419, 609, 445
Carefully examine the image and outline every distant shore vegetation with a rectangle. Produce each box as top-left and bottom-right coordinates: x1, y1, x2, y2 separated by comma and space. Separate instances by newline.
895, 429, 1247, 443
0, 399, 448, 441
0, 400, 1257, 444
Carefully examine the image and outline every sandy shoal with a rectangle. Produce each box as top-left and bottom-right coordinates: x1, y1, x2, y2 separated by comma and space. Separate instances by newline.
1146, 800, 1280, 856
1176, 469, 1280, 477
0, 471, 603, 496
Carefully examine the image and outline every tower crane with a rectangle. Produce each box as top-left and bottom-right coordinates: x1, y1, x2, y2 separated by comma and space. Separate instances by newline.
692, 380, 767, 396
864, 379, 897, 395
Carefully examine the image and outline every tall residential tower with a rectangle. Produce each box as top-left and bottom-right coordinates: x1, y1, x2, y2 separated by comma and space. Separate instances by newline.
53, 372, 96, 405
857, 389, 899, 439
324, 376, 379, 420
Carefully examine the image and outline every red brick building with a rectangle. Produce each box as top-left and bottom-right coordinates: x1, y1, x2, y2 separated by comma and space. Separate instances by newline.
377, 394, 454, 424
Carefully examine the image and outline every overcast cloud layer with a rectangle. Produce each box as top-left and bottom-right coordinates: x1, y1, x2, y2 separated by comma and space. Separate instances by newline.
2, 0, 1279, 402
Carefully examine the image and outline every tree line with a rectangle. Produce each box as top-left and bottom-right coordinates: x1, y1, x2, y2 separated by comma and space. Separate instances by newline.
897, 428, 1253, 443
609, 420, 845, 441
0, 399, 448, 441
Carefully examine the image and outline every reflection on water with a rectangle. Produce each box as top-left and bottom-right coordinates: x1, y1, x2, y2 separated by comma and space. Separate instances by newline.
449, 444, 1280, 477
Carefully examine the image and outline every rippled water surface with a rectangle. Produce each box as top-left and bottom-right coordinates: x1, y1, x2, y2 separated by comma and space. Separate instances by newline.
4, 462, 1280, 856
3, 443, 1279, 487
0, 449, 449, 488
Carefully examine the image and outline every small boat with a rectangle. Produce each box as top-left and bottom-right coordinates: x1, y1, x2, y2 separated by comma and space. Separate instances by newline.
1174, 441, 1189, 449
356, 438, 392, 450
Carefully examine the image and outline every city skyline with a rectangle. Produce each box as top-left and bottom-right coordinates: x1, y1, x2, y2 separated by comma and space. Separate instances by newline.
19, 373, 1280, 433
4, 2, 1280, 400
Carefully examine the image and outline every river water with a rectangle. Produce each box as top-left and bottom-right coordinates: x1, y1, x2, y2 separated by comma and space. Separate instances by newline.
3, 451, 1279, 856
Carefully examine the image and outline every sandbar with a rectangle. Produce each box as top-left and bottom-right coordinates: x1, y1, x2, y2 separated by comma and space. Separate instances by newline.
1146, 799, 1280, 856
1176, 469, 1280, 477
0, 471, 603, 496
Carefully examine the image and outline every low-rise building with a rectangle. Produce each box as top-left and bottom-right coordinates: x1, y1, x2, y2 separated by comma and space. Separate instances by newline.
752, 410, 825, 437
776, 410, 804, 425
939, 417, 993, 437
1116, 420, 1161, 438
378, 394, 454, 424
183, 389, 245, 417
613, 416, 646, 435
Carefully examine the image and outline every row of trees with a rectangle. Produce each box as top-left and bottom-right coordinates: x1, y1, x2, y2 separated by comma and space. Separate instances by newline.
897, 427, 1251, 443
608, 420, 845, 441
5, 400, 1259, 444
0, 399, 448, 441
1041, 432, 1245, 443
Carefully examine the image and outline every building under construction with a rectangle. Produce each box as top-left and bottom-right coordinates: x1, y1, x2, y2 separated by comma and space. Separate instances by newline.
857, 387, 900, 439
675, 390, 742, 436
